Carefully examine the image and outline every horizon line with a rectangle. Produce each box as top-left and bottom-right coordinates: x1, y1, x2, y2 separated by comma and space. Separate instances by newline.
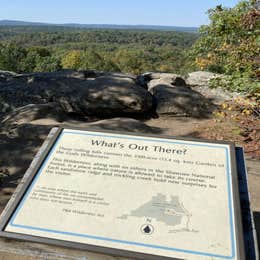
0, 19, 200, 28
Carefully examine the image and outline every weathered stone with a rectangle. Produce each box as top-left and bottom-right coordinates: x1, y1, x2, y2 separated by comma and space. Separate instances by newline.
0, 72, 153, 117
14, 69, 102, 81
79, 76, 153, 116
148, 77, 187, 91
150, 85, 215, 117
186, 71, 219, 86
185, 71, 243, 104
1, 103, 67, 127
146, 72, 184, 80
148, 78, 172, 91
139, 72, 186, 91
6, 124, 51, 141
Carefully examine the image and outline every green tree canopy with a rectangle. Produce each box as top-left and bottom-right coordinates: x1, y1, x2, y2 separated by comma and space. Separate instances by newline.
0, 43, 27, 72
190, 0, 259, 77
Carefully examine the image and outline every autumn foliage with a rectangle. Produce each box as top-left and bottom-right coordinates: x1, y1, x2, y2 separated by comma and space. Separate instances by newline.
190, 0, 259, 93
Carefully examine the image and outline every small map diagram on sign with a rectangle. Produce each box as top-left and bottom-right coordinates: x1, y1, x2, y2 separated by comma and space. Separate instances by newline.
118, 193, 196, 233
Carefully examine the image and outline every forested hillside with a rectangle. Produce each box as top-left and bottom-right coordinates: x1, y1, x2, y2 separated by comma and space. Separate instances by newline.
0, 0, 259, 93
0, 28, 197, 75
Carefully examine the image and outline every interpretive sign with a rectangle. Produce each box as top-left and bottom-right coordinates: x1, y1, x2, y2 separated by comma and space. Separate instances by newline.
0, 128, 245, 260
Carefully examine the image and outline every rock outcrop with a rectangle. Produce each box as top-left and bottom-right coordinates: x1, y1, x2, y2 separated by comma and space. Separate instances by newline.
185, 71, 241, 103
150, 85, 215, 117
0, 69, 226, 120
0, 71, 153, 117
1, 103, 68, 127
186, 71, 219, 86
137, 72, 215, 117
140, 72, 186, 91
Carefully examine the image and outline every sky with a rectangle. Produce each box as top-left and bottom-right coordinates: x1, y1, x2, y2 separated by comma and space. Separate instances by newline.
0, 0, 240, 27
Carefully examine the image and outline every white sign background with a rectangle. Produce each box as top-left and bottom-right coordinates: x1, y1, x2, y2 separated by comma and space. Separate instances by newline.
5, 129, 238, 260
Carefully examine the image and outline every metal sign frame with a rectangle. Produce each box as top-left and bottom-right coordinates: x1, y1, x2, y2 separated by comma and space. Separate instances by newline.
0, 127, 246, 260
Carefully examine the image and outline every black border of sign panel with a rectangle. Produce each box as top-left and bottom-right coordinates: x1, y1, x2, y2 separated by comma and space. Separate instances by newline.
0, 127, 246, 260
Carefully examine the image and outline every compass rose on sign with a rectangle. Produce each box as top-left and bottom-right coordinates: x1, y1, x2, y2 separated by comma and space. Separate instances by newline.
140, 224, 154, 235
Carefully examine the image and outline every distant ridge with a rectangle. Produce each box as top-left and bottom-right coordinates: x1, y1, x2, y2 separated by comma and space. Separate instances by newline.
0, 20, 198, 33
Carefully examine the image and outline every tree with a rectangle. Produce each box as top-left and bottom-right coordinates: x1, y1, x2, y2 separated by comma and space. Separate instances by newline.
190, 0, 259, 77
61, 50, 83, 69
80, 51, 105, 70
33, 56, 61, 72
0, 43, 27, 72
113, 50, 147, 74
189, 0, 259, 93
61, 50, 109, 71
20, 46, 52, 72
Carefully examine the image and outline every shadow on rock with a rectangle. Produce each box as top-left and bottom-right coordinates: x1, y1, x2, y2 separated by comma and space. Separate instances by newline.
0, 73, 154, 118
150, 84, 217, 118
0, 103, 69, 127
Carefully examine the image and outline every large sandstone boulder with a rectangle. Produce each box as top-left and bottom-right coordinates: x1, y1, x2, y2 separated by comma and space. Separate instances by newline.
80, 76, 153, 116
144, 72, 186, 81
1, 103, 68, 127
150, 85, 215, 117
186, 71, 219, 86
139, 72, 186, 90
13, 69, 101, 80
186, 71, 240, 104
0, 72, 153, 117
147, 77, 187, 91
